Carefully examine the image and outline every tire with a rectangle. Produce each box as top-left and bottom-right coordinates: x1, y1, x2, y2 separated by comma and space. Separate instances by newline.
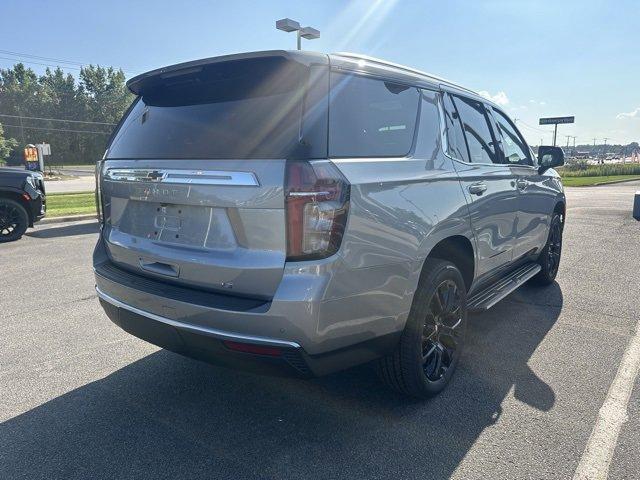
376, 259, 467, 399
531, 212, 563, 286
0, 198, 29, 243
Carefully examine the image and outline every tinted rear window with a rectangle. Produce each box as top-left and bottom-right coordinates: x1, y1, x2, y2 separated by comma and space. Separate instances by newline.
328, 73, 420, 158
107, 57, 318, 159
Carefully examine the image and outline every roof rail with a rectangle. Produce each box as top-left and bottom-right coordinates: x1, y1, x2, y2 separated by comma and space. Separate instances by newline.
332, 52, 478, 96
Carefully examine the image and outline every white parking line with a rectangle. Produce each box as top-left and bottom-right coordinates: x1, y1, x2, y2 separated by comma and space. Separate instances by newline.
573, 321, 640, 480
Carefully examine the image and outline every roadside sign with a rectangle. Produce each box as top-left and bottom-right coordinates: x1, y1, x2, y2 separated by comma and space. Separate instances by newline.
539, 116, 575, 146
539, 116, 575, 125
24, 145, 39, 171
38, 143, 51, 156
23, 143, 50, 171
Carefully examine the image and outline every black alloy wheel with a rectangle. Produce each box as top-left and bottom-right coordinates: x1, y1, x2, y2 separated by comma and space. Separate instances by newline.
531, 212, 563, 286
0, 199, 29, 243
377, 258, 467, 398
422, 279, 464, 382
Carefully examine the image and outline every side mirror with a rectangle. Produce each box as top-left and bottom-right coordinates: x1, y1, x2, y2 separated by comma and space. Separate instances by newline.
537, 146, 565, 174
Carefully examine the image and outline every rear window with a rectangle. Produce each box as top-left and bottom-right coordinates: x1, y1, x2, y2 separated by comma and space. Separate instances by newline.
107, 57, 323, 159
328, 73, 420, 158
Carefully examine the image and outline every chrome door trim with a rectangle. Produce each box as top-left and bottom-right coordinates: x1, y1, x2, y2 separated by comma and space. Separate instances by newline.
95, 287, 301, 348
105, 168, 259, 186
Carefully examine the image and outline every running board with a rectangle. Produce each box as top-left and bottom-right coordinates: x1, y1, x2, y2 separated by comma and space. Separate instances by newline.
467, 263, 541, 312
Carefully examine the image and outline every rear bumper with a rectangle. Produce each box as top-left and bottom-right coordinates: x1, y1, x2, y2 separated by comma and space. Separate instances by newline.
93, 234, 403, 376
97, 285, 400, 377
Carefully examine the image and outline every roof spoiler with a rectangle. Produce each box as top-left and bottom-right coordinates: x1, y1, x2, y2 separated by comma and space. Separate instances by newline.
126, 50, 328, 95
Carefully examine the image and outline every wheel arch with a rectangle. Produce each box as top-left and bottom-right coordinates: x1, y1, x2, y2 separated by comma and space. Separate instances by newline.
422, 235, 475, 291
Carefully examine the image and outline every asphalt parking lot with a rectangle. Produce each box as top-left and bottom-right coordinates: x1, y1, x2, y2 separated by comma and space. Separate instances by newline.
1, 181, 639, 480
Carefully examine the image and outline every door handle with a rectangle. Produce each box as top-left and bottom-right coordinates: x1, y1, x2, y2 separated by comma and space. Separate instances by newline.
468, 183, 487, 195
516, 178, 529, 190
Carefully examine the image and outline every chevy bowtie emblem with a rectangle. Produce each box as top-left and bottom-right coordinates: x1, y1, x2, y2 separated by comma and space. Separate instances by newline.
147, 171, 164, 181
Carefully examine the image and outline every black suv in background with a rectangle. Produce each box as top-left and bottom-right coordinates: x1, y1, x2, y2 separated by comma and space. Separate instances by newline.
0, 167, 46, 242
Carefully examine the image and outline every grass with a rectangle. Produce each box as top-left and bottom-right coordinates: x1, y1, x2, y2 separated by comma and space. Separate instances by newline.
47, 192, 96, 217
559, 163, 640, 177
558, 163, 640, 187
561, 175, 640, 187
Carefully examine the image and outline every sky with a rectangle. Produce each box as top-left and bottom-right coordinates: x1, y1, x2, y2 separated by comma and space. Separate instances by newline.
1, 0, 639, 146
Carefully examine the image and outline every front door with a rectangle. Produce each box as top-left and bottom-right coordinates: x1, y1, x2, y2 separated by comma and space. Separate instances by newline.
490, 108, 556, 260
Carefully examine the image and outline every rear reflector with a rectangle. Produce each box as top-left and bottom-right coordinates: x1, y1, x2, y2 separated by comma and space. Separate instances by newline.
223, 341, 283, 357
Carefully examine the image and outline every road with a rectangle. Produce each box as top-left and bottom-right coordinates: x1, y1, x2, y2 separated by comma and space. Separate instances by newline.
1, 182, 639, 479
45, 175, 95, 194
2, 165, 96, 194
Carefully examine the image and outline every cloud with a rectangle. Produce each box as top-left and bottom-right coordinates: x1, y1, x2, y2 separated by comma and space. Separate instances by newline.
529, 99, 547, 106
616, 107, 640, 119
478, 90, 509, 106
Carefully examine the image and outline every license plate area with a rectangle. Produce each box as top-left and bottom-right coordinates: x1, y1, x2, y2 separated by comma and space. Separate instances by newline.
112, 199, 237, 250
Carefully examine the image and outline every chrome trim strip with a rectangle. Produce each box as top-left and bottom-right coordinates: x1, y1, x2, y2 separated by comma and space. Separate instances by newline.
105, 168, 259, 186
95, 287, 301, 349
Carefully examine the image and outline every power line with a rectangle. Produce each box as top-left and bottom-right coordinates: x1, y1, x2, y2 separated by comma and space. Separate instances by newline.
0, 49, 133, 74
0, 56, 82, 71
517, 119, 554, 134
0, 49, 85, 67
0, 124, 111, 135
0, 113, 116, 126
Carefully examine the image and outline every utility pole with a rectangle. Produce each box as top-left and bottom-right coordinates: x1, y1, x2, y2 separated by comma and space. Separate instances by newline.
572, 136, 577, 148
566, 135, 571, 148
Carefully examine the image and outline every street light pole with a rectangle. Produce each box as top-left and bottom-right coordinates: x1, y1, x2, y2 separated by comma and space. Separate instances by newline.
276, 18, 320, 50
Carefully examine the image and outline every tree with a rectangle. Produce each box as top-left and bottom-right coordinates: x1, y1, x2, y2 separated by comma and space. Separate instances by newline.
0, 122, 18, 165
0, 63, 133, 165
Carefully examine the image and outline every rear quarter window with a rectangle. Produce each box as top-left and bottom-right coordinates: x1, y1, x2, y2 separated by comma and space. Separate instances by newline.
328, 73, 420, 158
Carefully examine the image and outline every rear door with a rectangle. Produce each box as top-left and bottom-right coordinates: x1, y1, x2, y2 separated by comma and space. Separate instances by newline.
100, 53, 329, 299
442, 92, 519, 281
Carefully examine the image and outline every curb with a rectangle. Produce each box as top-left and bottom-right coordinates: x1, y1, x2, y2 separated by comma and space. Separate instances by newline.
39, 214, 97, 225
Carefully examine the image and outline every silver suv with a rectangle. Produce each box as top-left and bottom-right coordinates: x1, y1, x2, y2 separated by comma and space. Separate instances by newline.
94, 51, 565, 398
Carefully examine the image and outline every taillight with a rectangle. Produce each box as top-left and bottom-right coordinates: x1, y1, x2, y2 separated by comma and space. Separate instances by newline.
285, 160, 350, 261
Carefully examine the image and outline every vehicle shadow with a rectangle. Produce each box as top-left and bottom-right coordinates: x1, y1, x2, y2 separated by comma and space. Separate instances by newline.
27, 221, 99, 239
0, 283, 562, 480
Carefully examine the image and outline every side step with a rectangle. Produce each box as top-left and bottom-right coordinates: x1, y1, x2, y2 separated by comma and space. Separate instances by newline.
467, 262, 541, 312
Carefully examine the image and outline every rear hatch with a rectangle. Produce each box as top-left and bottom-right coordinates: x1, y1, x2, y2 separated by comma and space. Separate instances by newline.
100, 52, 329, 299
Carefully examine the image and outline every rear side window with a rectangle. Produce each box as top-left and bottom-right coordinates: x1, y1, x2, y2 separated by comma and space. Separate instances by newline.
492, 108, 533, 166
107, 57, 321, 159
328, 73, 420, 157
442, 93, 470, 162
451, 95, 499, 164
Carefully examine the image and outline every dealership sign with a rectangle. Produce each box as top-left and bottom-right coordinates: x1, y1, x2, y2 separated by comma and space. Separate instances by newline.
539, 116, 575, 125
